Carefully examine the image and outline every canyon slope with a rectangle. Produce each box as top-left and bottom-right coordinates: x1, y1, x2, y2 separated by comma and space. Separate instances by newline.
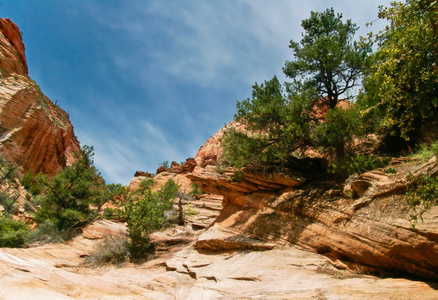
0, 18, 80, 176
188, 125, 438, 280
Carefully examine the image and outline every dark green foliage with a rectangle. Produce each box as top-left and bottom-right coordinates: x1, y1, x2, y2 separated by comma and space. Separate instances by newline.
222, 8, 370, 173
20, 170, 33, 190
98, 183, 125, 211
137, 179, 155, 194
407, 175, 438, 227
0, 192, 19, 216
0, 155, 24, 216
384, 167, 397, 174
0, 156, 21, 185
283, 8, 371, 109
189, 183, 204, 198
102, 207, 121, 220
157, 178, 179, 209
0, 217, 30, 247
359, 0, 438, 146
123, 192, 162, 258
314, 106, 361, 164
222, 77, 314, 169
21, 171, 48, 196
122, 178, 179, 259
0, 155, 31, 248
33, 145, 110, 240
332, 154, 390, 176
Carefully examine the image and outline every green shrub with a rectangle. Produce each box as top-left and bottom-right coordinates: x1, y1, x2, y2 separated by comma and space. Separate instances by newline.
157, 179, 179, 210
0, 192, 19, 216
20, 170, 33, 190
123, 193, 162, 259
86, 235, 129, 266
185, 204, 198, 216
314, 106, 361, 167
343, 154, 390, 175
31, 145, 114, 241
121, 178, 180, 259
407, 175, 438, 227
28, 219, 75, 243
29, 172, 48, 196
102, 207, 121, 220
359, 1, 438, 146
137, 179, 155, 195
411, 142, 438, 162
384, 167, 397, 174
0, 217, 30, 247
189, 183, 204, 198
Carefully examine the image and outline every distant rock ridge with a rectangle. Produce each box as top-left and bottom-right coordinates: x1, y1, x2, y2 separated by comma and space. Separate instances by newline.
0, 18, 80, 176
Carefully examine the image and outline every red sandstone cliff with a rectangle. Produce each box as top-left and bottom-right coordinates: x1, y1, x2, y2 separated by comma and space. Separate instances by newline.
0, 18, 80, 176
0, 18, 27, 77
187, 125, 438, 280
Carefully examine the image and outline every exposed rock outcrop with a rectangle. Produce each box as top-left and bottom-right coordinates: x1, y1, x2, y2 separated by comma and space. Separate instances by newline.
0, 18, 27, 77
0, 18, 80, 176
2, 212, 437, 299
189, 154, 438, 280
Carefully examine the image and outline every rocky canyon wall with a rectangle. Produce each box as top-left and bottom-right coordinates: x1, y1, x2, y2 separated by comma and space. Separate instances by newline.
0, 18, 80, 176
188, 125, 438, 280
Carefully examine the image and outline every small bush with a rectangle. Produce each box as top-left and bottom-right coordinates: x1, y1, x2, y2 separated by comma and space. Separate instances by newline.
384, 167, 397, 174
411, 142, 438, 162
340, 154, 390, 176
407, 175, 438, 227
232, 170, 245, 182
28, 219, 73, 243
185, 204, 198, 216
123, 194, 162, 259
0, 217, 30, 247
157, 179, 179, 209
102, 207, 121, 220
32, 145, 111, 241
0, 192, 19, 216
20, 170, 34, 190
86, 235, 129, 266
189, 183, 204, 198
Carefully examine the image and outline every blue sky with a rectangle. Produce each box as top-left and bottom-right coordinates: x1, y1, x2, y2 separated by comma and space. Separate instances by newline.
0, 0, 391, 185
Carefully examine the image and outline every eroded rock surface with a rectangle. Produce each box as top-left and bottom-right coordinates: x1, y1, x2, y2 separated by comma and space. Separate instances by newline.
1, 205, 437, 299
0, 18, 27, 77
190, 155, 438, 280
0, 18, 80, 176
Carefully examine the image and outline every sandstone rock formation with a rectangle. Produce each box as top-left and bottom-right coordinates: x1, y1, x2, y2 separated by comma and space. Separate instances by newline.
0, 18, 27, 77
193, 121, 244, 168
130, 157, 200, 193
0, 18, 80, 176
1, 214, 437, 299
189, 153, 438, 280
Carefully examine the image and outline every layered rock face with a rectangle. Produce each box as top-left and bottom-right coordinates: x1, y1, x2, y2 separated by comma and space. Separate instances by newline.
188, 125, 438, 280
0, 18, 27, 77
0, 18, 80, 176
